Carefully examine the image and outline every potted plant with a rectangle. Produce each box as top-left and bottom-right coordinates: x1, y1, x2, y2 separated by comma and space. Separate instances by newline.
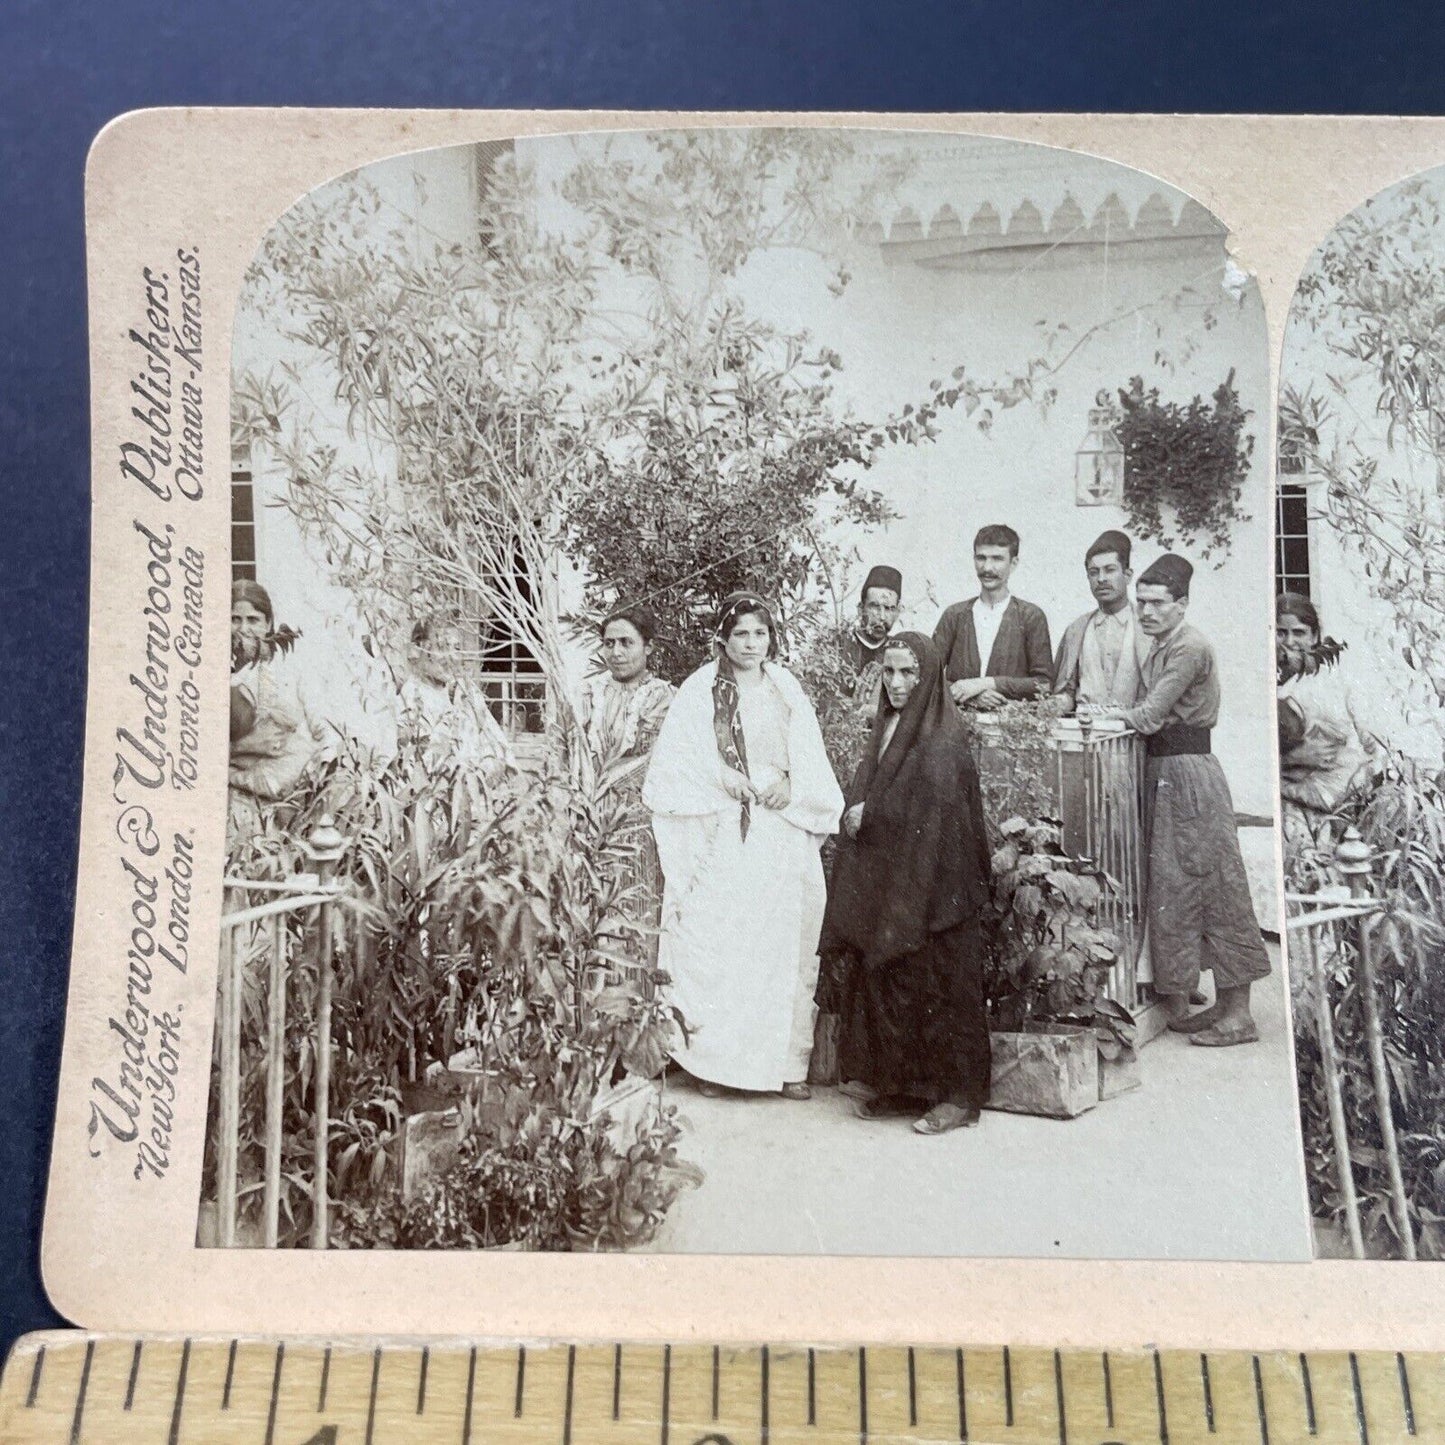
986, 818, 1139, 1117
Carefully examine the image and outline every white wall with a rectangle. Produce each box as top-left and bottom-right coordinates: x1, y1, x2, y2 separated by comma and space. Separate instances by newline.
1279, 167, 1445, 769
236, 132, 1276, 813
724, 234, 1272, 812
234, 146, 482, 752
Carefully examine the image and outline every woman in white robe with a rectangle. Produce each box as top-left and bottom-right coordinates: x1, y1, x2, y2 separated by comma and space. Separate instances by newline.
643, 593, 843, 1098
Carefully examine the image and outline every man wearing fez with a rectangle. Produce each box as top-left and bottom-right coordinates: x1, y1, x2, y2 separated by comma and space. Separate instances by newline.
844, 564, 902, 710
1100, 554, 1271, 1045
933, 524, 1052, 711
1052, 529, 1151, 714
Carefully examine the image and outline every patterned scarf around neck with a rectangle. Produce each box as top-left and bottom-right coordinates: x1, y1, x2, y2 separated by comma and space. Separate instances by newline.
712, 654, 753, 841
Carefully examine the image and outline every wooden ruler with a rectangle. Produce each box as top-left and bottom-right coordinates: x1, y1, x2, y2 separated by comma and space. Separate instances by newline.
1, 1334, 1440, 1444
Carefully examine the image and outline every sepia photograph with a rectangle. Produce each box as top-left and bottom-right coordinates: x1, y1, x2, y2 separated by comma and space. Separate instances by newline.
207, 126, 1303, 1260
1278, 161, 1445, 1262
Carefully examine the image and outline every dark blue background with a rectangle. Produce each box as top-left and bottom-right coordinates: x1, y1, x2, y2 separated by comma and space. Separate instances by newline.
2, 0, 1443, 1357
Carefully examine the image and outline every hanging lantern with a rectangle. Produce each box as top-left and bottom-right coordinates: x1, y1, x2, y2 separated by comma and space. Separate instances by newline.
1075, 390, 1125, 506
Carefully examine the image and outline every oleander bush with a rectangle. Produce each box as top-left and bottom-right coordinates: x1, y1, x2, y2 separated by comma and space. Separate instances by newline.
1288, 752, 1445, 1258
210, 736, 694, 1249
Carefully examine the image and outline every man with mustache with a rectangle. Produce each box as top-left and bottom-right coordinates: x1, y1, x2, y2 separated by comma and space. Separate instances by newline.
1051, 529, 1151, 714
932, 524, 1053, 711
843, 564, 902, 712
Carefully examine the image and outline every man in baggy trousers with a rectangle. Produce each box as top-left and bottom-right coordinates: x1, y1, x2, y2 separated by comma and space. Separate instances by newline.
1102, 553, 1271, 1046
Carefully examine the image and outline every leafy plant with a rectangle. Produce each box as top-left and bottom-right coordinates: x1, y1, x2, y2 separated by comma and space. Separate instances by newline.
957, 703, 1059, 835
1115, 370, 1254, 559
1286, 175, 1445, 721
336, 1096, 701, 1251
212, 726, 697, 1248
986, 817, 1134, 1056
1287, 749, 1445, 1258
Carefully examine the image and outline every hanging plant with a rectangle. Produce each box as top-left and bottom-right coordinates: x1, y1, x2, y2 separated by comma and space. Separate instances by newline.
1116, 370, 1254, 560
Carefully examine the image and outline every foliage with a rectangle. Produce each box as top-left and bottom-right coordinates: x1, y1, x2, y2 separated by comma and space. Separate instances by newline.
336, 1101, 701, 1251
214, 731, 694, 1248
1287, 750, 1445, 1258
985, 817, 1134, 1055
222, 129, 1255, 1242
1115, 371, 1254, 560
1287, 175, 1445, 716
785, 621, 877, 785
231, 625, 302, 673
1277, 637, 1347, 686
957, 703, 1060, 835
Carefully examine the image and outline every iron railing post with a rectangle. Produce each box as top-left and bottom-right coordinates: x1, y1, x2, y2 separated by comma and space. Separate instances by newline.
305, 814, 349, 1250
1301, 918, 1364, 1257
1337, 827, 1416, 1259
262, 911, 287, 1248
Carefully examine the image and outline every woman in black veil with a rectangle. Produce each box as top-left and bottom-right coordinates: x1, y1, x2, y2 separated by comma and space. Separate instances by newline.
821, 631, 994, 1133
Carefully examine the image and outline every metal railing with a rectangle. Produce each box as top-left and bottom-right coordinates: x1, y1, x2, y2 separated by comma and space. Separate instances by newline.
1052, 719, 1146, 1008
213, 815, 351, 1250
1285, 826, 1415, 1260
973, 716, 1146, 1009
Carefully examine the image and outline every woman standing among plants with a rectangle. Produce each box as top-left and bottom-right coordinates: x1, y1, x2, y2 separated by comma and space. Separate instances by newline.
1276, 592, 1366, 865
643, 592, 843, 1099
821, 632, 994, 1134
580, 606, 677, 969
228, 578, 329, 851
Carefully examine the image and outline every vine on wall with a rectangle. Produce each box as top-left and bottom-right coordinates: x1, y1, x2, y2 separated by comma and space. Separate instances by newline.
1116, 370, 1254, 561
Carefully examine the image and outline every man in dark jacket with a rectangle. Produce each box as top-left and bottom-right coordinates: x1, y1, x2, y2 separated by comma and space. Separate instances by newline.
932, 524, 1052, 710
842, 564, 902, 712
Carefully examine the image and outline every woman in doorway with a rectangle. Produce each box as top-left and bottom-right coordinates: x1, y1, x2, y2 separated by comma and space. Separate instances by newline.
821, 632, 994, 1134
579, 606, 676, 970
1276, 592, 1365, 866
228, 579, 328, 852
643, 593, 843, 1099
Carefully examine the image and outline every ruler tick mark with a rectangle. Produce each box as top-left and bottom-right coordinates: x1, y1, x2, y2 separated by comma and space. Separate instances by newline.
907, 1347, 917, 1429
563, 1345, 576, 1445
1351, 1352, 1370, 1445
417, 1345, 429, 1414
515, 1344, 527, 1417
1003, 1346, 1014, 1427
125, 1341, 143, 1411
26, 1346, 45, 1408
858, 1346, 868, 1444
1299, 1353, 1317, 1435
1397, 1353, 1416, 1435
809, 1347, 817, 1426
365, 1347, 381, 1445
956, 1347, 968, 1442
1154, 1349, 1170, 1445
462, 1347, 477, 1445
761, 1345, 770, 1445
222, 1339, 237, 1409
613, 1343, 622, 1422
68, 1338, 94, 1445
263, 1344, 284, 1445
167, 1339, 191, 1445
1253, 1355, 1270, 1445
1102, 1352, 1115, 1431
1201, 1353, 1216, 1432
1054, 1348, 1067, 1445
712, 1344, 720, 1421
661, 1344, 672, 1445
318, 1346, 332, 1412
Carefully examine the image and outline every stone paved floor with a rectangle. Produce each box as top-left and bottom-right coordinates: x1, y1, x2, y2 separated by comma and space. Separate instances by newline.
643, 943, 1312, 1261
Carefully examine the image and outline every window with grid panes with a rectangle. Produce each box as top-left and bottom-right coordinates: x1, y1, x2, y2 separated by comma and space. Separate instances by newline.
232, 444, 257, 582
1276, 430, 1312, 597
473, 535, 548, 736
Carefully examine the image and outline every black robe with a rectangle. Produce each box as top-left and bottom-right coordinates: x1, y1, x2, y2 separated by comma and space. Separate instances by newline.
820, 631, 994, 1106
